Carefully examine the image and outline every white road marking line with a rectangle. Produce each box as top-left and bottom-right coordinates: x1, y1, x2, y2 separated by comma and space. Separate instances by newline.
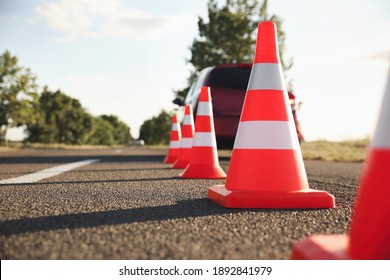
0, 159, 100, 185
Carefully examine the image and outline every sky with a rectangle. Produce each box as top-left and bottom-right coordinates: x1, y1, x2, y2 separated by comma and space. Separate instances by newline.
1, 0, 389, 142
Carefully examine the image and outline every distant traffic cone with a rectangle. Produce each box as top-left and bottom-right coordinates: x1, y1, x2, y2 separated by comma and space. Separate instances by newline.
172, 105, 195, 169
291, 69, 390, 259
164, 114, 182, 163
208, 21, 335, 208
180, 87, 227, 179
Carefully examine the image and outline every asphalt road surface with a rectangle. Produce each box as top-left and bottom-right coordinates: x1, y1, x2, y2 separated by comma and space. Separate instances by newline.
0, 146, 363, 259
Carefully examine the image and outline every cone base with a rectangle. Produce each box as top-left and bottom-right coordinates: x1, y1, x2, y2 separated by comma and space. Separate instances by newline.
172, 159, 189, 169
163, 148, 180, 163
208, 185, 335, 209
180, 164, 227, 179
291, 235, 349, 260
163, 156, 177, 163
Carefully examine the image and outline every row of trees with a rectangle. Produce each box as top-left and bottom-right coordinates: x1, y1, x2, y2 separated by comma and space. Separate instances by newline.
140, 0, 291, 145
0, 50, 132, 145
2, 0, 290, 146
139, 110, 172, 145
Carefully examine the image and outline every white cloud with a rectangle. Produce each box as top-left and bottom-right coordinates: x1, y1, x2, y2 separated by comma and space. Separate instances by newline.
354, 49, 390, 62
65, 74, 175, 138
34, 0, 196, 42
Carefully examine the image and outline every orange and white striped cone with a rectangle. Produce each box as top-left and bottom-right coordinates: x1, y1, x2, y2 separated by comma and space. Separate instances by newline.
208, 21, 335, 208
291, 68, 390, 259
163, 114, 182, 163
180, 87, 227, 179
172, 105, 194, 169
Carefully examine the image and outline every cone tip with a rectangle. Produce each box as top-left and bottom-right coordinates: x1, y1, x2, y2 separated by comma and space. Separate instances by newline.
184, 104, 192, 115
199, 86, 211, 102
258, 20, 276, 29
254, 21, 279, 64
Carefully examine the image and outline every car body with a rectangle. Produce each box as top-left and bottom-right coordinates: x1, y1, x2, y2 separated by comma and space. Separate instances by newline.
174, 63, 303, 149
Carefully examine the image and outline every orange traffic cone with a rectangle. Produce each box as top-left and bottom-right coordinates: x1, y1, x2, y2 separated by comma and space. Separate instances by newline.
291, 69, 390, 259
180, 87, 227, 179
172, 105, 194, 169
164, 114, 182, 163
208, 21, 335, 208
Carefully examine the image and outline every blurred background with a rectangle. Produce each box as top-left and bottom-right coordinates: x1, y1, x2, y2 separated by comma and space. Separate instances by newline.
1, 0, 389, 146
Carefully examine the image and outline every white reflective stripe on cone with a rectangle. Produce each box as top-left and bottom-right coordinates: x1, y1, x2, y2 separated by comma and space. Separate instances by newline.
192, 132, 216, 147
169, 140, 180, 148
183, 116, 194, 125
0, 160, 100, 184
247, 63, 285, 91
172, 123, 178, 131
233, 121, 300, 150
371, 74, 390, 149
196, 102, 213, 116
180, 138, 193, 148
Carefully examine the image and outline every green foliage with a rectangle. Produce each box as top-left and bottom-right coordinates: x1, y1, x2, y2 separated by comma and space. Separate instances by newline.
26, 89, 133, 146
86, 116, 115, 145
190, 0, 257, 71
139, 110, 172, 145
175, 0, 292, 98
86, 115, 132, 145
101, 115, 132, 144
26, 88, 93, 144
0, 50, 38, 142
1, 50, 133, 146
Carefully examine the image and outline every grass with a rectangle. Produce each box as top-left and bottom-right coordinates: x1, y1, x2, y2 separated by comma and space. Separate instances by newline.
0, 141, 125, 150
1, 139, 370, 162
218, 139, 369, 162
300, 139, 369, 162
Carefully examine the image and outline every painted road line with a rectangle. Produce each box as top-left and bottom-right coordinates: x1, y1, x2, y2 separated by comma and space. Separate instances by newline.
0, 159, 100, 185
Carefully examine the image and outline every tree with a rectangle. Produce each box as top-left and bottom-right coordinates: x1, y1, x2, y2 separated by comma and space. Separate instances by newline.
26, 88, 93, 144
1, 51, 132, 146
175, 0, 292, 98
85, 115, 132, 146
0, 50, 38, 142
139, 110, 172, 145
85, 116, 115, 145
101, 115, 132, 144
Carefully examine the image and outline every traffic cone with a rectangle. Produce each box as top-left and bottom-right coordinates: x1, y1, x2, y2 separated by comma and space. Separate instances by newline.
208, 21, 335, 208
180, 87, 227, 179
164, 114, 182, 163
291, 69, 390, 259
172, 105, 195, 169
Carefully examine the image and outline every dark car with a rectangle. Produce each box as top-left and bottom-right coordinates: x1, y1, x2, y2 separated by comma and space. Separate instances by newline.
173, 63, 303, 149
